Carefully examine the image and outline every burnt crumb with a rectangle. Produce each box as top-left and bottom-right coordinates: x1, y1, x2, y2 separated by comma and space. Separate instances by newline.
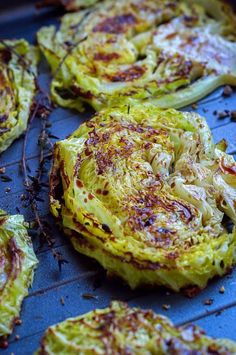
60, 296, 65, 305
219, 286, 225, 294
0, 175, 12, 182
222, 85, 233, 97
183, 285, 201, 298
102, 223, 111, 233
0, 339, 8, 349
14, 318, 22, 326
162, 304, 171, 310
15, 335, 20, 341
217, 110, 230, 119
204, 298, 214, 306
230, 111, 236, 121
0, 167, 6, 174
191, 103, 198, 110
82, 293, 97, 300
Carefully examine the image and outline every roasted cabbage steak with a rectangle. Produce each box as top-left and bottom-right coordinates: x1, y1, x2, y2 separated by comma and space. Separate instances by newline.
0, 210, 38, 339
50, 104, 236, 291
37, 0, 236, 111
0, 40, 38, 153
36, 301, 236, 354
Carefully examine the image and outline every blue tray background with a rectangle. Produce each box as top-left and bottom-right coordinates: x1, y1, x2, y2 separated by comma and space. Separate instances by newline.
0, 2, 236, 353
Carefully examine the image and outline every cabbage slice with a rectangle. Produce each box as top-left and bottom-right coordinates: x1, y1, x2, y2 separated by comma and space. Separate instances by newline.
49, 104, 236, 291
36, 301, 236, 354
0, 211, 38, 338
0, 40, 39, 153
37, 0, 236, 111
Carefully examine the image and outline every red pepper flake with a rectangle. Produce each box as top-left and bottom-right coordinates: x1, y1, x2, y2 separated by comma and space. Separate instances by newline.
76, 180, 83, 188
107, 65, 145, 82
93, 14, 136, 34
219, 159, 236, 176
88, 193, 94, 200
102, 190, 109, 196
94, 52, 120, 62
84, 148, 92, 156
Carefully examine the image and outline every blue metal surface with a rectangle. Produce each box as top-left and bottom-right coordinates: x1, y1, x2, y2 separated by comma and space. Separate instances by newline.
0, 2, 236, 354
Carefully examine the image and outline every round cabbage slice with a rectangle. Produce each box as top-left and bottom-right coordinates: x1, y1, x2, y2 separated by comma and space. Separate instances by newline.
36, 301, 236, 354
0, 210, 38, 339
0, 40, 39, 153
37, 0, 236, 112
49, 104, 236, 291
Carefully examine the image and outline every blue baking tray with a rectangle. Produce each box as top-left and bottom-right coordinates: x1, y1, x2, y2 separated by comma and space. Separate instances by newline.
0, 1, 236, 353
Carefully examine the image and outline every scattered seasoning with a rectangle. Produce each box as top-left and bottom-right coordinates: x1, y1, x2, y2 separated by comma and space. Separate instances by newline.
222, 85, 233, 97
162, 304, 171, 310
191, 103, 198, 109
82, 293, 97, 300
5, 187, 11, 193
219, 286, 225, 294
15, 335, 20, 341
204, 298, 214, 306
0, 340, 8, 349
230, 111, 236, 121
60, 296, 65, 306
217, 110, 230, 119
0, 175, 12, 182
14, 318, 22, 326
183, 285, 201, 298
0, 167, 6, 174
20, 194, 27, 201
17, 73, 68, 271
